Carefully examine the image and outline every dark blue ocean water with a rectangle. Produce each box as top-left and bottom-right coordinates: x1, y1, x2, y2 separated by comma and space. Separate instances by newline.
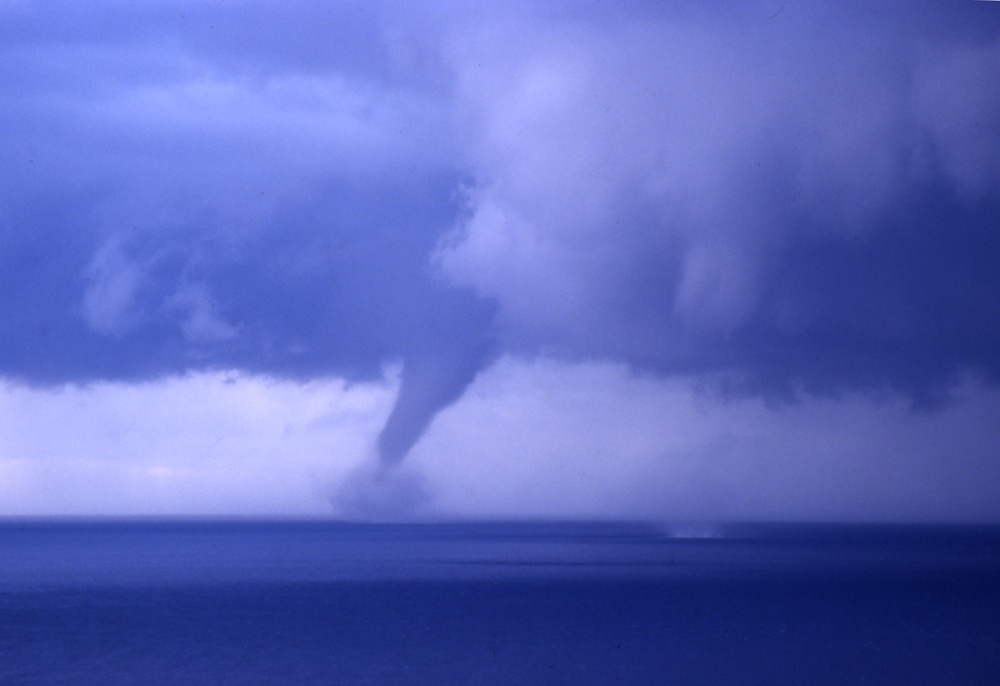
1, 520, 999, 685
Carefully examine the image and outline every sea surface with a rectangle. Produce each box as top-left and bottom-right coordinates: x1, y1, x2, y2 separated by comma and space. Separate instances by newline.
1, 519, 998, 685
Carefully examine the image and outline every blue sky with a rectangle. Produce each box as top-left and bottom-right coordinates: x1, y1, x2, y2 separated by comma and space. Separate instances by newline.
1, 1, 999, 521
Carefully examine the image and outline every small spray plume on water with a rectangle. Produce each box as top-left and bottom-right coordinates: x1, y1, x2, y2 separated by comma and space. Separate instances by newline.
333, 458, 432, 521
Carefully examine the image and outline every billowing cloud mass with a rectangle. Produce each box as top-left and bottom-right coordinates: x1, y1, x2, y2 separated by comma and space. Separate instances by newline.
438, 2, 1000, 406
1, 1, 999, 492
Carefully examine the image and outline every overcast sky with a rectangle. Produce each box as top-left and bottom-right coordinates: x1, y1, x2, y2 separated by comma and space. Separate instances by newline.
2, 0, 999, 521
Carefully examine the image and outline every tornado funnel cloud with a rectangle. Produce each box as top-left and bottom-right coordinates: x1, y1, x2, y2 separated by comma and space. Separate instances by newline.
334, 327, 493, 519
377, 351, 486, 467
375, 292, 496, 467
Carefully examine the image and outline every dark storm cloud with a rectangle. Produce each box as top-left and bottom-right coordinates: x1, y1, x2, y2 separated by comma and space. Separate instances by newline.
1, 1, 999, 465
0, 0, 489, 464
